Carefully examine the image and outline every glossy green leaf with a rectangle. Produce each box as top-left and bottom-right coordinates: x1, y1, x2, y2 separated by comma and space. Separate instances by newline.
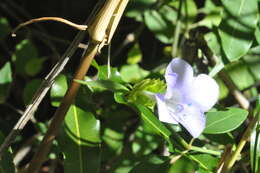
191, 154, 218, 173
244, 55, 260, 81
204, 108, 248, 134
59, 105, 101, 173
197, 0, 222, 28
23, 79, 41, 105
125, 0, 156, 21
51, 74, 68, 107
76, 79, 129, 92
169, 0, 197, 24
135, 104, 171, 139
120, 64, 149, 83
0, 62, 12, 103
127, 79, 165, 107
0, 132, 15, 173
226, 61, 255, 90
218, 0, 258, 61
254, 26, 260, 44
144, 9, 175, 44
98, 65, 124, 83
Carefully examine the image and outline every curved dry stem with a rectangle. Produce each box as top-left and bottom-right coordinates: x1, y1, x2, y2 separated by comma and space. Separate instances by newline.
11, 17, 88, 37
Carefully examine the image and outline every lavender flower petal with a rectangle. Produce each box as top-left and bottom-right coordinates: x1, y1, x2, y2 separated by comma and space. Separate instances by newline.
165, 58, 193, 91
155, 94, 178, 124
188, 74, 219, 112
176, 103, 206, 138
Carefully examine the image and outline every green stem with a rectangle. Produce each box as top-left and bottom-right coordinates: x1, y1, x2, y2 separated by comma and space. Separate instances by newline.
171, 0, 183, 57
171, 131, 221, 156
191, 146, 221, 156
222, 112, 259, 173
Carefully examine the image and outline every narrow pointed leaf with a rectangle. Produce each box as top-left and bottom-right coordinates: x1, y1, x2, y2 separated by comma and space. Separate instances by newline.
135, 104, 171, 139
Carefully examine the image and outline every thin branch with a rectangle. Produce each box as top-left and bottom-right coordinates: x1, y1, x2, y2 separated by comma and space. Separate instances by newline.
26, 41, 99, 173
11, 17, 88, 37
221, 111, 259, 173
25, 0, 129, 172
0, 0, 103, 158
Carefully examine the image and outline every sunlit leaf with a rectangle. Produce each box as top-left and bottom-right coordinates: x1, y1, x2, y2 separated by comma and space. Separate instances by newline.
204, 108, 248, 134
98, 65, 124, 83
120, 64, 149, 83
0, 62, 12, 103
76, 79, 129, 92
218, 0, 258, 61
127, 43, 142, 65
191, 154, 218, 173
51, 74, 68, 107
59, 105, 101, 173
135, 104, 171, 139
144, 9, 175, 44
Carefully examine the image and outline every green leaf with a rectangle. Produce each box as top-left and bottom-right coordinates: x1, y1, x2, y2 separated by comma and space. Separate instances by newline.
218, 0, 258, 61
0, 132, 15, 173
204, 29, 225, 76
226, 60, 255, 90
127, 79, 165, 107
0, 18, 11, 40
98, 65, 124, 83
51, 74, 68, 107
197, 0, 222, 28
244, 55, 260, 81
125, 0, 156, 21
191, 154, 218, 173
250, 123, 260, 173
134, 104, 171, 139
169, 0, 197, 24
254, 26, 260, 45
130, 155, 197, 173
59, 105, 101, 173
25, 57, 46, 76
120, 64, 149, 83
76, 79, 129, 92
23, 79, 41, 105
127, 43, 142, 65
129, 155, 170, 173
0, 62, 12, 103
144, 9, 175, 44
12, 40, 39, 76
132, 126, 161, 156
204, 108, 248, 134
168, 157, 197, 173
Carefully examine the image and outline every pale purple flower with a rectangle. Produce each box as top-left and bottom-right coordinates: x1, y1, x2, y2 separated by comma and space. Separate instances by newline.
156, 58, 219, 138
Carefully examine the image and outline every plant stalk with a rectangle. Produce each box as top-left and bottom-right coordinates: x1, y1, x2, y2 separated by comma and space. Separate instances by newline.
26, 41, 99, 173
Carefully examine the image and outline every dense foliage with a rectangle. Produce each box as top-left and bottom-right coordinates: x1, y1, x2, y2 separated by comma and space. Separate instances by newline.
0, 0, 260, 172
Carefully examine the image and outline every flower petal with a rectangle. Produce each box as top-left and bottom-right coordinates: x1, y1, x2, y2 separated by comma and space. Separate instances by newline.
155, 94, 178, 124
175, 104, 206, 138
165, 58, 194, 93
189, 74, 219, 112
